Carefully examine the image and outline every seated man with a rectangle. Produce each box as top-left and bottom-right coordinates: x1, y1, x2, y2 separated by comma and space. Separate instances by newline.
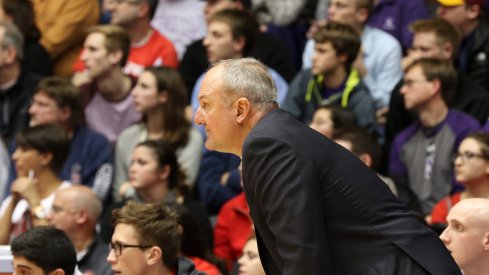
6, 77, 113, 202
180, 0, 295, 96
386, 17, 489, 150
0, 22, 41, 144
48, 185, 111, 275
78, 25, 141, 144
389, 58, 480, 219
73, 0, 178, 82
283, 22, 378, 134
302, 0, 403, 110
108, 201, 204, 275
440, 198, 489, 275
11, 226, 77, 275
437, 0, 489, 92
190, 9, 288, 120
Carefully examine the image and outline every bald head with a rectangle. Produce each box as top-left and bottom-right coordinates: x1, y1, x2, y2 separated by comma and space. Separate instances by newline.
54, 186, 102, 224
441, 198, 489, 274
450, 198, 489, 228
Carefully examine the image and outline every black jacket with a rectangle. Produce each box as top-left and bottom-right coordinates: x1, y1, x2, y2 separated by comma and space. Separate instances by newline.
461, 18, 489, 93
0, 72, 41, 144
242, 109, 461, 275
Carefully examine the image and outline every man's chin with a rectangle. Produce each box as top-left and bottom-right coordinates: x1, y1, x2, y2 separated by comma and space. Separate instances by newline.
204, 140, 217, 151
205, 140, 227, 153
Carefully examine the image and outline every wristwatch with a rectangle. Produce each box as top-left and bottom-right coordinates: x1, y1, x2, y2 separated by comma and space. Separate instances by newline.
31, 204, 47, 219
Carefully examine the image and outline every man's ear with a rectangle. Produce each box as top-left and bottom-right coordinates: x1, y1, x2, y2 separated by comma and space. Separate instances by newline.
483, 231, 489, 251
235, 97, 251, 124
233, 36, 246, 54
4, 45, 17, 64
440, 42, 454, 60
49, 268, 65, 275
430, 78, 442, 96
109, 50, 124, 66
338, 53, 348, 65
75, 208, 89, 225
358, 153, 373, 168
355, 7, 369, 24
146, 246, 163, 266
59, 106, 72, 124
466, 4, 481, 20
138, 1, 151, 18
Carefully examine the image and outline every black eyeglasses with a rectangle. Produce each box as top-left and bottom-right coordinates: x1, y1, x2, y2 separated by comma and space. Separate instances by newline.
452, 151, 488, 163
402, 79, 430, 87
109, 242, 152, 256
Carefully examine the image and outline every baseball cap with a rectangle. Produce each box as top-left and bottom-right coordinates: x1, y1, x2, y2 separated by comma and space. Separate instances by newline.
437, 0, 485, 7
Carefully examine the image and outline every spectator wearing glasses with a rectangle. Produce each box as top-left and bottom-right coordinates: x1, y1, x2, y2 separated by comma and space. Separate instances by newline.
108, 201, 204, 275
47, 185, 111, 275
389, 58, 480, 221
430, 132, 489, 226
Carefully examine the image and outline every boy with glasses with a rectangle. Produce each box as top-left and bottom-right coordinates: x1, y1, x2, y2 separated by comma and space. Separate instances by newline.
108, 201, 204, 275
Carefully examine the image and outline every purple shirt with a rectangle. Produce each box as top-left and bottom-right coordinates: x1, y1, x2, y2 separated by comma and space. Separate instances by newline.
483, 119, 489, 132
368, 0, 429, 50
85, 92, 141, 144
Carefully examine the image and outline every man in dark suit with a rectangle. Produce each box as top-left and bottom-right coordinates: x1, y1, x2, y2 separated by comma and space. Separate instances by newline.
194, 58, 461, 274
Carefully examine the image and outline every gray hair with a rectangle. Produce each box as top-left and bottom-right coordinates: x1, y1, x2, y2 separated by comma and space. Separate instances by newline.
212, 58, 278, 112
0, 22, 24, 61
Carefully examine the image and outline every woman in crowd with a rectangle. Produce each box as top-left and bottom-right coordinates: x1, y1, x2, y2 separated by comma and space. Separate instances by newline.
103, 140, 212, 249
237, 233, 266, 275
309, 105, 357, 139
114, 66, 203, 201
430, 132, 489, 225
0, 124, 70, 244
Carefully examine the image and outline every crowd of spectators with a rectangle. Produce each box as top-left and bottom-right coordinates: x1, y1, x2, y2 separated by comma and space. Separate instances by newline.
1, 0, 489, 274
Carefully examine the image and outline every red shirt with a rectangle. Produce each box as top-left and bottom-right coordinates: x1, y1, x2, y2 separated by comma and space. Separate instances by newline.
213, 192, 252, 271
73, 28, 178, 77
187, 256, 220, 275
430, 192, 462, 225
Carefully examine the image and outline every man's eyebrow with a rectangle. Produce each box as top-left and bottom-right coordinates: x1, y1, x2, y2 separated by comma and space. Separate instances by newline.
14, 264, 33, 270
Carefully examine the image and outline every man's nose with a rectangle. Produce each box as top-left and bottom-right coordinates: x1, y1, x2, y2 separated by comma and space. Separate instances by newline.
194, 108, 204, 125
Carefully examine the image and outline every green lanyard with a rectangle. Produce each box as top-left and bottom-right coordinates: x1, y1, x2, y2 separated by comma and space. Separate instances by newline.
305, 69, 360, 108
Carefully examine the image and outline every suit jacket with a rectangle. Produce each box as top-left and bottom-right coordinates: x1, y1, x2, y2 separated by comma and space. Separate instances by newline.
241, 109, 461, 275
